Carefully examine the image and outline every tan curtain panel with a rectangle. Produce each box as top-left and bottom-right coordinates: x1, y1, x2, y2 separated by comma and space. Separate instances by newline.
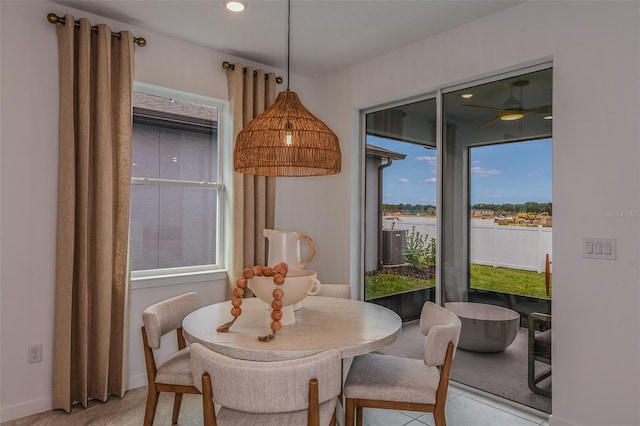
227, 64, 277, 296
52, 15, 134, 412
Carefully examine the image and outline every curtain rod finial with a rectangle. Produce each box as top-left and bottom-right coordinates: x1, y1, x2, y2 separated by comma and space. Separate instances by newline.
47, 13, 60, 24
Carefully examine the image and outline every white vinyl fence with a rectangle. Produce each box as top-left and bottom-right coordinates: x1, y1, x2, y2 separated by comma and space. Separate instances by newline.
384, 217, 552, 273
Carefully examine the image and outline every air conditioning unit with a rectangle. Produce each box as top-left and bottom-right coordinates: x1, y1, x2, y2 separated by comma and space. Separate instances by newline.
382, 229, 406, 266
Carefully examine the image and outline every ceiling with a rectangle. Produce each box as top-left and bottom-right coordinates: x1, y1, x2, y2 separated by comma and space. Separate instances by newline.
50, 0, 550, 143
49, 0, 523, 78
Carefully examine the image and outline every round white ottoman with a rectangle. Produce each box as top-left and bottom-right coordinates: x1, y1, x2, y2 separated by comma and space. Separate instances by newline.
445, 302, 520, 352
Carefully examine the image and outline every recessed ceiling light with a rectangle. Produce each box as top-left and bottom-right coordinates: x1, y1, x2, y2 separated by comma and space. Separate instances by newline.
544, 115, 553, 120
461, 93, 473, 99
224, 0, 247, 12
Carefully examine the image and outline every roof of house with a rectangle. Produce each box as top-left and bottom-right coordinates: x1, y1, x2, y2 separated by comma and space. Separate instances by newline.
366, 144, 407, 161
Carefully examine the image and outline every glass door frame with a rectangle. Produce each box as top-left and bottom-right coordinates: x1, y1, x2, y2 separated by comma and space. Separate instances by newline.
358, 92, 437, 305
358, 60, 553, 307
439, 62, 552, 307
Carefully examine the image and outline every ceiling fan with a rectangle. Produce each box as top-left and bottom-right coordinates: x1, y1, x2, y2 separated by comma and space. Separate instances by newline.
464, 80, 552, 129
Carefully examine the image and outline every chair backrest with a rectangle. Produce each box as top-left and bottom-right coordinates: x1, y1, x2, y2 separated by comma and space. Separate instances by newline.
419, 302, 462, 367
529, 312, 552, 362
190, 343, 342, 413
315, 284, 351, 299
142, 292, 200, 349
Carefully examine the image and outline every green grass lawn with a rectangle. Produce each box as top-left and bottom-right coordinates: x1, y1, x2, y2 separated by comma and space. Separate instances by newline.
470, 264, 552, 299
365, 264, 551, 299
364, 274, 435, 300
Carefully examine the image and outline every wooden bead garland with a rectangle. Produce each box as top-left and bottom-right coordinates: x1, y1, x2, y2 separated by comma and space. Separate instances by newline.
216, 262, 289, 342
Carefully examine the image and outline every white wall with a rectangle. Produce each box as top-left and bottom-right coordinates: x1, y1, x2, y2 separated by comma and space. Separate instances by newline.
2, 1, 640, 425
282, 2, 637, 425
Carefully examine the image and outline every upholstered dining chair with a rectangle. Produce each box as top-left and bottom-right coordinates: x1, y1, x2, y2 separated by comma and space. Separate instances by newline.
308, 283, 351, 404
141, 292, 201, 426
190, 343, 343, 426
314, 283, 351, 299
528, 312, 552, 397
343, 301, 461, 426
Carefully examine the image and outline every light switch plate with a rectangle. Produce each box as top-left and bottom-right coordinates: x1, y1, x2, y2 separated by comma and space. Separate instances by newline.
582, 238, 616, 260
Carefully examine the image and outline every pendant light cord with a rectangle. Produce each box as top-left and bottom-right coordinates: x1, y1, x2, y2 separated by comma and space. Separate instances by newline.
287, 0, 291, 91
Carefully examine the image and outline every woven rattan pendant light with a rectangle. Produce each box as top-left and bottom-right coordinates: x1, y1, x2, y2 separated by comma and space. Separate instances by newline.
233, 0, 341, 177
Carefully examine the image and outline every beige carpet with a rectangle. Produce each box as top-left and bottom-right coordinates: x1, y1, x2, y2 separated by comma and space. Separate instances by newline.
376, 320, 552, 414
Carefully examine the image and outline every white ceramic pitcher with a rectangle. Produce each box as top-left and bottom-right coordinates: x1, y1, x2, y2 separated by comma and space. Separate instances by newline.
264, 228, 316, 269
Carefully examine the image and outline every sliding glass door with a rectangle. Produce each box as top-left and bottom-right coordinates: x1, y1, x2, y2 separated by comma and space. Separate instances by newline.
440, 66, 553, 410
362, 65, 553, 411
363, 97, 437, 320
441, 67, 552, 316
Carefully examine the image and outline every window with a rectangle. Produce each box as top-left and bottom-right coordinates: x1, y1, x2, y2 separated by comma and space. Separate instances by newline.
469, 139, 552, 298
130, 85, 225, 278
440, 67, 552, 304
362, 66, 551, 321
363, 97, 437, 317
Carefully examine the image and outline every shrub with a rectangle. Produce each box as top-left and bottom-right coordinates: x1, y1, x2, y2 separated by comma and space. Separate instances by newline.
405, 226, 436, 270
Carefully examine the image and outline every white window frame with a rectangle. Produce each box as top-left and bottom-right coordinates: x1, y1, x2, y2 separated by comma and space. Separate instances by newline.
130, 82, 230, 283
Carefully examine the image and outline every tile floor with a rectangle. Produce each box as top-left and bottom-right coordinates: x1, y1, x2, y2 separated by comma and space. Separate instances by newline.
1, 380, 549, 426
357, 381, 549, 426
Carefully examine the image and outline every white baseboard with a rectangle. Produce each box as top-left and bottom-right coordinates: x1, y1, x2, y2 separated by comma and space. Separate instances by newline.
128, 372, 148, 390
0, 374, 148, 423
549, 414, 578, 426
0, 396, 52, 423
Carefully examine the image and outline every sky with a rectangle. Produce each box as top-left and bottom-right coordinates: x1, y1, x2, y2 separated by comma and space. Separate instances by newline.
368, 136, 552, 206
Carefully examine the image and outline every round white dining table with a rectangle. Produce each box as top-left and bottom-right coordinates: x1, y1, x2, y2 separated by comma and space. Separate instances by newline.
182, 296, 402, 361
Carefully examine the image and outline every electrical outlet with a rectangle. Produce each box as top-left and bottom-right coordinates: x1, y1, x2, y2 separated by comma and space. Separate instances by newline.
28, 344, 42, 364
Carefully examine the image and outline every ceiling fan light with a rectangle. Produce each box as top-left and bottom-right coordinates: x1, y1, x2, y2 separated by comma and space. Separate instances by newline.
224, 0, 247, 12
500, 113, 524, 121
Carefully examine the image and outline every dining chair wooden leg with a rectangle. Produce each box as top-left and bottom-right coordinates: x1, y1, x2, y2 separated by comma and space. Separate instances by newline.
308, 378, 320, 426
434, 403, 446, 426
330, 410, 336, 426
201, 373, 217, 426
338, 361, 344, 406
356, 405, 363, 426
345, 398, 355, 426
172, 393, 183, 424
143, 390, 159, 426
